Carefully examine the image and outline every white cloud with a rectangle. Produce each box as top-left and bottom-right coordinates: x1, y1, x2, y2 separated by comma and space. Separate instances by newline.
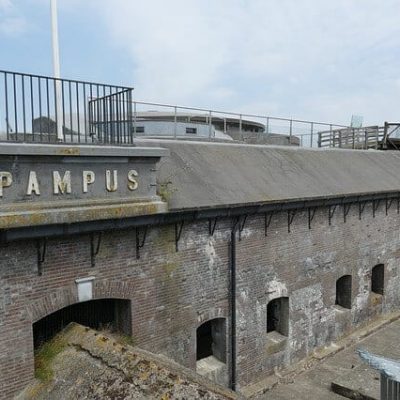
85, 0, 400, 123
0, 0, 28, 37
0, 0, 12, 12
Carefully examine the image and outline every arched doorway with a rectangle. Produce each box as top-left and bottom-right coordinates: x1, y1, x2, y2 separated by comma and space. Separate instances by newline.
33, 298, 131, 349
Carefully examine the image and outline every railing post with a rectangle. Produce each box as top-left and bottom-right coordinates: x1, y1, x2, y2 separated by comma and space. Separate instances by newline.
310, 122, 314, 148
266, 117, 269, 134
239, 114, 243, 141
127, 89, 133, 143
209, 110, 212, 139
352, 128, 355, 149
289, 119, 293, 139
174, 106, 177, 138
224, 118, 227, 134
133, 101, 137, 138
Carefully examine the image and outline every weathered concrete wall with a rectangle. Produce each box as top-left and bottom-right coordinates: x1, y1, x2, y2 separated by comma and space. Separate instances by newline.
1, 199, 400, 398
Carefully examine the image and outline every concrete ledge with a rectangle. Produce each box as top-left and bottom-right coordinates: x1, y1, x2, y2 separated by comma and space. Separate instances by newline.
0, 198, 167, 229
0, 142, 169, 158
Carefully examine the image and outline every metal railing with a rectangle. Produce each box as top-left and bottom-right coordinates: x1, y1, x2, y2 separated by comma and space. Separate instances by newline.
0, 70, 133, 144
359, 349, 400, 400
126, 100, 349, 147
0, 69, 353, 147
318, 123, 400, 150
318, 126, 384, 149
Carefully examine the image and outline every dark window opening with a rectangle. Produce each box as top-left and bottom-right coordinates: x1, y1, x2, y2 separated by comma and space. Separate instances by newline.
186, 127, 197, 134
336, 275, 352, 309
372, 264, 384, 295
131, 126, 145, 133
33, 299, 131, 350
267, 297, 289, 336
196, 318, 226, 362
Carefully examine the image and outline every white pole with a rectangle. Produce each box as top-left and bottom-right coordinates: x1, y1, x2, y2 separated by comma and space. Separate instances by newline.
50, 0, 63, 141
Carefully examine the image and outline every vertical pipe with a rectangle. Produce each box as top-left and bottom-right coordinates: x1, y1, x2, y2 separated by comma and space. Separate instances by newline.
229, 226, 237, 391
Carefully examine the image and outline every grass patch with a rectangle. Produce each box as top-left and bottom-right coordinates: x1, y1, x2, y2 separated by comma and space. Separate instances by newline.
34, 335, 67, 382
116, 333, 136, 347
98, 323, 136, 347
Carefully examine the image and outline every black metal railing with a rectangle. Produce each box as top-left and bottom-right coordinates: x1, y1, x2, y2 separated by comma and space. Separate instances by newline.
0, 70, 134, 144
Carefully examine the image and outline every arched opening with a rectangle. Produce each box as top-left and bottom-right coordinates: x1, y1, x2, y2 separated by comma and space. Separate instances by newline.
196, 318, 227, 386
267, 297, 289, 336
196, 318, 226, 363
371, 264, 384, 295
33, 298, 131, 349
336, 275, 352, 309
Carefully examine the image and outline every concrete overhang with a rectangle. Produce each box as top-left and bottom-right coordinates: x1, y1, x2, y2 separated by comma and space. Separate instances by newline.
0, 143, 169, 229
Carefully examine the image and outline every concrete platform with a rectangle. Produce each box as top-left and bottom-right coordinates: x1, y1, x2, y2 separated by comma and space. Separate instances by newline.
247, 314, 400, 400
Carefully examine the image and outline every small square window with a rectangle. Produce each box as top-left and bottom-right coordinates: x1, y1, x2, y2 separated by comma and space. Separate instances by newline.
186, 127, 197, 134
131, 126, 144, 133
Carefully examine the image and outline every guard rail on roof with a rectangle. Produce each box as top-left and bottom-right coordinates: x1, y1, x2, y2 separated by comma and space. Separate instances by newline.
0, 69, 352, 147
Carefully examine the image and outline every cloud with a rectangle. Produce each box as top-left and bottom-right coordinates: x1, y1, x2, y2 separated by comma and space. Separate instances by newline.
0, 0, 12, 12
67, 1, 400, 123
0, 0, 28, 37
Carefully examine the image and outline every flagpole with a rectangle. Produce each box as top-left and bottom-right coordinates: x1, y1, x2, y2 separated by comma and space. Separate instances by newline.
50, 0, 63, 141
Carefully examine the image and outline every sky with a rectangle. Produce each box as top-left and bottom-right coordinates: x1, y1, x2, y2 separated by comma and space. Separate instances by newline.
1, 0, 400, 126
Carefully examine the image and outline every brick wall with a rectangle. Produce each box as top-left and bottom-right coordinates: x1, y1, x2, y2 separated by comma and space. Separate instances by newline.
1, 202, 400, 397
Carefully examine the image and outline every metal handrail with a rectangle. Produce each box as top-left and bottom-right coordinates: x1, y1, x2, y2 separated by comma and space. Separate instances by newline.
132, 99, 349, 128
0, 69, 353, 147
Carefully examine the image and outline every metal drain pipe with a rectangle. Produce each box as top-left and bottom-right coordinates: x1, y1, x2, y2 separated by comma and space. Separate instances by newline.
229, 220, 238, 391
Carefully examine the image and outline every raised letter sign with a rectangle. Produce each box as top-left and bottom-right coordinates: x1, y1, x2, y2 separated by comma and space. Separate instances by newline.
127, 169, 138, 191
0, 172, 12, 197
26, 171, 40, 195
106, 170, 118, 192
83, 170, 95, 193
53, 171, 72, 194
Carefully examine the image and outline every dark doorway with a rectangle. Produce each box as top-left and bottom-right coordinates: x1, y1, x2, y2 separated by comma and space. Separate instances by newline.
336, 275, 352, 309
371, 264, 384, 295
267, 297, 289, 336
33, 298, 131, 349
196, 318, 226, 362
